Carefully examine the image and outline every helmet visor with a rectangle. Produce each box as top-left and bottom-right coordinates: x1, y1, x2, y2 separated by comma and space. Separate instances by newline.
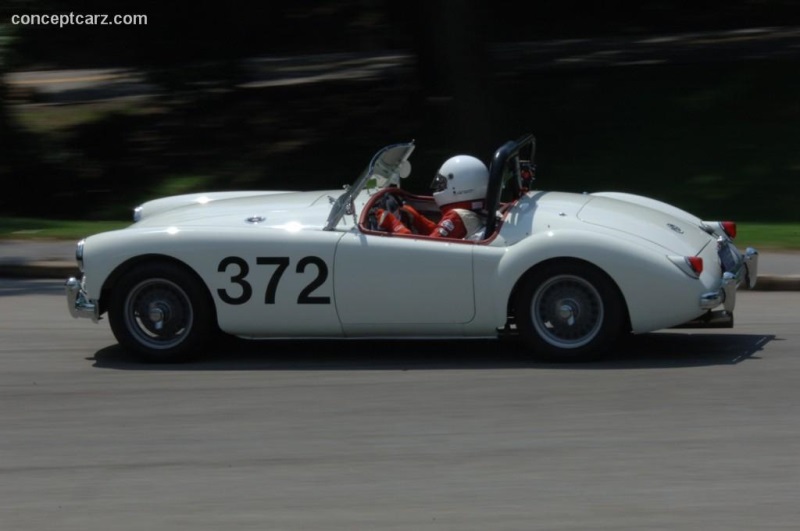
431, 173, 448, 192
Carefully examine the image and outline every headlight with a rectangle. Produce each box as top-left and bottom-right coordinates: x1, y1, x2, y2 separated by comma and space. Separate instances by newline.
75, 239, 85, 273
133, 206, 143, 222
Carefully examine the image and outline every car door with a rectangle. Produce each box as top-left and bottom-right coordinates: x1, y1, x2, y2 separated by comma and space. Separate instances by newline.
333, 231, 476, 335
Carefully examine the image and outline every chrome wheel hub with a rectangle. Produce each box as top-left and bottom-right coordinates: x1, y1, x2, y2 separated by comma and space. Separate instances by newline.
531, 275, 604, 349
557, 300, 578, 326
147, 304, 168, 330
124, 278, 193, 349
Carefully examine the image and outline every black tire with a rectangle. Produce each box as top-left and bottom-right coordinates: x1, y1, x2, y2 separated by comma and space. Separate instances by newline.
515, 262, 625, 363
108, 262, 215, 363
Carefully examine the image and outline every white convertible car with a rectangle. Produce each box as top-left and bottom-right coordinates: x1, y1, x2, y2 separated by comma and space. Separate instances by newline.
66, 134, 758, 363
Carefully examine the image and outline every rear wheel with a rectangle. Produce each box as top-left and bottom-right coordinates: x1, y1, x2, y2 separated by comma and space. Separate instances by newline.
108, 262, 215, 363
516, 262, 624, 362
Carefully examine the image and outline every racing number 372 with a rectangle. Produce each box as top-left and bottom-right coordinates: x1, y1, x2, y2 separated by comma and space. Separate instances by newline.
217, 256, 330, 305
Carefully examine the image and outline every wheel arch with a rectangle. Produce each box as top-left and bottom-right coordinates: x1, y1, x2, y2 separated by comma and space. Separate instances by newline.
99, 254, 217, 324
506, 257, 632, 334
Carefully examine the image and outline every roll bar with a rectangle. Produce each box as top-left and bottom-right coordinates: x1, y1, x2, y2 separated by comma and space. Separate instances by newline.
483, 133, 536, 237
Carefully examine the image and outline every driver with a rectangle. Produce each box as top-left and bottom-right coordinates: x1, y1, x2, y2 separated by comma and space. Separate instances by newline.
376, 155, 489, 240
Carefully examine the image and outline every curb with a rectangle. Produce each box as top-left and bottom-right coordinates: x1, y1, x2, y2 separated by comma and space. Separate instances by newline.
2, 262, 800, 291
744, 274, 800, 292
0, 262, 80, 280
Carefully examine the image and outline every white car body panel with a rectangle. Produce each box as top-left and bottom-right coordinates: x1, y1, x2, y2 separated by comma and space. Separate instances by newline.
83, 227, 346, 338
134, 190, 344, 229
134, 191, 296, 221
334, 230, 475, 334
591, 192, 703, 226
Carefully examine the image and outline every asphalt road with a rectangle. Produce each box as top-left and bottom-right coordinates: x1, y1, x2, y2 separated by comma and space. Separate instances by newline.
1, 279, 799, 530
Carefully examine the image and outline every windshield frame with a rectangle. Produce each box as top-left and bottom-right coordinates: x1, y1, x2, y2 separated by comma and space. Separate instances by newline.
323, 141, 415, 231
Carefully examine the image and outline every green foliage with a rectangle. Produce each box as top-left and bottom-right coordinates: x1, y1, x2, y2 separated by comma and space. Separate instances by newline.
497, 61, 800, 222
0, 24, 15, 70
737, 223, 800, 251
0, 217, 129, 239
0, 79, 417, 219
4, 60, 800, 222
2, 2, 799, 223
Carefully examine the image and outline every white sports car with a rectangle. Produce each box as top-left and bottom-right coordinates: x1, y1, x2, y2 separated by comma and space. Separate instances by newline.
66, 134, 758, 363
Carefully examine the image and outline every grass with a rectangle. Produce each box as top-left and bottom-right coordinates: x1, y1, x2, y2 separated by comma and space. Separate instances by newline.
736, 223, 800, 251
9, 99, 160, 134
0, 217, 130, 240
1, 217, 797, 250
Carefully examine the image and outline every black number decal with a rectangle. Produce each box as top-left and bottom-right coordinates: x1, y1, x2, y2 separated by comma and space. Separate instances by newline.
217, 256, 331, 305
256, 257, 290, 304
296, 256, 331, 304
217, 256, 252, 305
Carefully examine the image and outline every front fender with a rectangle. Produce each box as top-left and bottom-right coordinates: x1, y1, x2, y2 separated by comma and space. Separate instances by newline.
81, 227, 248, 300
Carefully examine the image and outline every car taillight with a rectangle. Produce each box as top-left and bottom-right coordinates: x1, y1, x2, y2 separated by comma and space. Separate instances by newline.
687, 256, 704, 275
721, 221, 737, 239
668, 255, 704, 278
702, 220, 738, 241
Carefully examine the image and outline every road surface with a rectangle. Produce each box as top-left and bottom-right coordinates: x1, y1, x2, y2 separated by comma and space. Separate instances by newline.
1, 279, 798, 530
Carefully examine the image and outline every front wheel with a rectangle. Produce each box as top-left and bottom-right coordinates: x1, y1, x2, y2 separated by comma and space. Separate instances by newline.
515, 262, 625, 363
108, 262, 215, 363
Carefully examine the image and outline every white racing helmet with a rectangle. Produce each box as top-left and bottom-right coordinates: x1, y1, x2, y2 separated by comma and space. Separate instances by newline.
430, 155, 489, 208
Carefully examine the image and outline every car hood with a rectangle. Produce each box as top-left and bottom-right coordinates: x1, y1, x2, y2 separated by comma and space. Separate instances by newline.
133, 190, 343, 230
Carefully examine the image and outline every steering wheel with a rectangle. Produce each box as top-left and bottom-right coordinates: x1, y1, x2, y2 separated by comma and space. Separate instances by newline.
367, 190, 405, 231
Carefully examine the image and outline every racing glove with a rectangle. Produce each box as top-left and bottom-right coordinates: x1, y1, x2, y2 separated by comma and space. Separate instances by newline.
375, 209, 411, 234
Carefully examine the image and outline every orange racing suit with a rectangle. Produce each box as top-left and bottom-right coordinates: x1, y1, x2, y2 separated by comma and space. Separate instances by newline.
376, 202, 485, 239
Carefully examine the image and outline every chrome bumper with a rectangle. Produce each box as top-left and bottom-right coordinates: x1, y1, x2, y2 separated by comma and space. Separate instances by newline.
65, 277, 99, 322
699, 244, 759, 312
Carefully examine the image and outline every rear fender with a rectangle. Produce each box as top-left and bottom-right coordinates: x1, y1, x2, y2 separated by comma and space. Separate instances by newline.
491, 229, 712, 333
